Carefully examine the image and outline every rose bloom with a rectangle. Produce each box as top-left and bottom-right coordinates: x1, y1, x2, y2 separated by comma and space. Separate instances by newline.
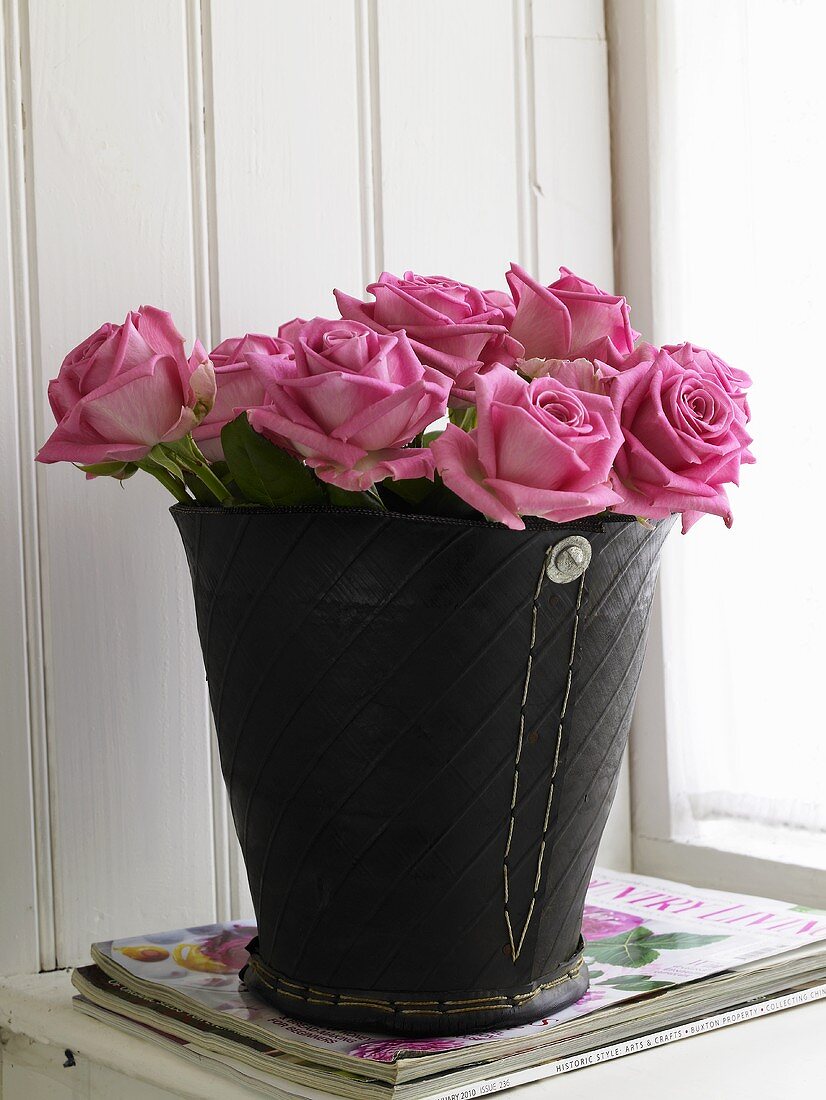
605, 340, 658, 371
612, 341, 752, 423
193, 331, 295, 462
431, 365, 624, 530
609, 347, 754, 532
519, 356, 607, 394
246, 317, 450, 491
506, 264, 638, 366
663, 341, 752, 422
37, 307, 214, 467
335, 271, 523, 406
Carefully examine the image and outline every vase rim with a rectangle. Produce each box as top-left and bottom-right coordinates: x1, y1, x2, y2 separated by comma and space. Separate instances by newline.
169, 502, 648, 533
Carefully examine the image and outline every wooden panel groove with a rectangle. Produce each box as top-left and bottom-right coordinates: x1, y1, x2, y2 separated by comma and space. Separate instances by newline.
0, 0, 56, 974
513, 0, 539, 273
355, 0, 383, 282
185, 0, 230, 923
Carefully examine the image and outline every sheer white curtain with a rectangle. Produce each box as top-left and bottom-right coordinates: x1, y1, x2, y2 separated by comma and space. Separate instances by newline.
653, 0, 826, 838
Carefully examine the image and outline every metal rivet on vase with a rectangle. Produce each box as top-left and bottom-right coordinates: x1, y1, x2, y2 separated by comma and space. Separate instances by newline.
546, 535, 592, 584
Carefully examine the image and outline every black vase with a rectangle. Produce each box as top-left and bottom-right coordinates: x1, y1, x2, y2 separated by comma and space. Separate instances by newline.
173, 504, 671, 1035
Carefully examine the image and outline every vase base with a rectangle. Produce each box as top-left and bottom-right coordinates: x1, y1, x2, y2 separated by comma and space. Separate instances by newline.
241, 942, 589, 1036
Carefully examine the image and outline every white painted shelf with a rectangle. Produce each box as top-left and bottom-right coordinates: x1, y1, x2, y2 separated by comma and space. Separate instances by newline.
2, 971, 825, 1099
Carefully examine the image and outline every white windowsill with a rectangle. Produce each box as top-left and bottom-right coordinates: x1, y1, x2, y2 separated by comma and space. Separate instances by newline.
689, 816, 826, 873
2, 971, 825, 1098
635, 833, 826, 911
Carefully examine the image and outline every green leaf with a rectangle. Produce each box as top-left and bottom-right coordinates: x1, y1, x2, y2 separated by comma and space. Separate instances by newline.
585, 927, 659, 969
382, 476, 438, 507
597, 975, 675, 992
183, 469, 221, 505
326, 485, 386, 511
220, 414, 325, 507
209, 456, 240, 497
161, 439, 235, 505
380, 473, 483, 519
448, 406, 477, 431
77, 461, 138, 481
136, 459, 192, 503
639, 933, 728, 951
587, 926, 654, 945
147, 444, 187, 481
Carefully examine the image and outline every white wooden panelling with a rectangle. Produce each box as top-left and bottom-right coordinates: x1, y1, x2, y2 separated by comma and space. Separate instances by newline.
533, 0, 606, 40
375, 0, 523, 288
26, 0, 216, 966
207, 0, 367, 333
0, 0, 42, 976
532, 0, 613, 288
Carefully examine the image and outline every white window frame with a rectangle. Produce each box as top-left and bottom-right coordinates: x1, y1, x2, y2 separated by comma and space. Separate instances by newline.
606, 0, 826, 908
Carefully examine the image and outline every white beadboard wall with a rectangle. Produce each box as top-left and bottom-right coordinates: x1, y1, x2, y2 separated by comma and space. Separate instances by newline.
0, 0, 620, 975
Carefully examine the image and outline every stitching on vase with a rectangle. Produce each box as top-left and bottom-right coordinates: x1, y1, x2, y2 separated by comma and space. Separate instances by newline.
245, 951, 584, 1016
172, 502, 611, 532
503, 548, 588, 963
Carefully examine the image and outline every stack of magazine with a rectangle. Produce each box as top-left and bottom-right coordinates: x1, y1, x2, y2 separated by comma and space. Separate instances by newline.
72, 869, 826, 1098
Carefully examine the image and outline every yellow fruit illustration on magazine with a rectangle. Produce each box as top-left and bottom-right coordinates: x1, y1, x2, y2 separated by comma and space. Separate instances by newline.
117, 945, 170, 963
172, 942, 228, 973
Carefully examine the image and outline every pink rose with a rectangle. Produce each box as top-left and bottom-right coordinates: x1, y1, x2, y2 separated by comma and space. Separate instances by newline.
581, 905, 644, 941
663, 342, 752, 422
335, 271, 522, 406
519, 356, 607, 394
37, 307, 215, 466
247, 317, 450, 491
609, 341, 659, 370
193, 333, 293, 461
431, 365, 623, 530
272, 316, 307, 344
506, 264, 638, 366
609, 348, 755, 532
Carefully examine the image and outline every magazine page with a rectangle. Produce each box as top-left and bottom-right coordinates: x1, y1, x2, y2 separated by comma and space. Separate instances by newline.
77, 982, 826, 1100
92, 920, 375, 1051
90, 868, 826, 1073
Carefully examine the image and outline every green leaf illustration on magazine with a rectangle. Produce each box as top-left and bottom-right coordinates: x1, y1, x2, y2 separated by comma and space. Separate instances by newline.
586, 925, 726, 969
